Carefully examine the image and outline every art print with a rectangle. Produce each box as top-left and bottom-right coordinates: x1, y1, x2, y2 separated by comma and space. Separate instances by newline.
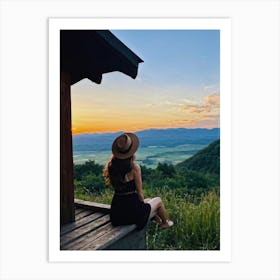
49, 18, 231, 262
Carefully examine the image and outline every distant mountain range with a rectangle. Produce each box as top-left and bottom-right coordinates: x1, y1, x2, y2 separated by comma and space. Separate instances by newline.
72, 128, 220, 152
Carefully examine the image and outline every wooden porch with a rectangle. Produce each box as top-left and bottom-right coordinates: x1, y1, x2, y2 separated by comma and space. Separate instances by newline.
60, 199, 149, 250
59, 30, 146, 250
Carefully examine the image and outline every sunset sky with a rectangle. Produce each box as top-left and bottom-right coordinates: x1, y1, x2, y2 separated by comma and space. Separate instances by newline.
71, 30, 220, 134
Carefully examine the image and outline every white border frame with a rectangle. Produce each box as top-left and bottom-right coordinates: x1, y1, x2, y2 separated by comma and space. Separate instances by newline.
49, 18, 231, 262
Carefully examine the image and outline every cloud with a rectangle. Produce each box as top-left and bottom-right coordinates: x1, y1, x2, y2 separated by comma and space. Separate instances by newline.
170, 119, 198, 127
182, 98, 198, 105
203, 94, 220, 107
179, 105, 205, 114
176, 94, 220, 128
203, 114, 220, 120
179, 94, 220, 114
145, 103, 156, 107
203, 84, 220, 93
196, 115, 220, 128
145, 99, 184, 109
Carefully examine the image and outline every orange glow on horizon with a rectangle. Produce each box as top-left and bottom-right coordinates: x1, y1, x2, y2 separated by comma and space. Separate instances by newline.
71, 121, 219, 135
71, 87, 220, 135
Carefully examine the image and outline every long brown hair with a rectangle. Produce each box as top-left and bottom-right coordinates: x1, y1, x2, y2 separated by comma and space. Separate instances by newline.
103, 155, 133, 187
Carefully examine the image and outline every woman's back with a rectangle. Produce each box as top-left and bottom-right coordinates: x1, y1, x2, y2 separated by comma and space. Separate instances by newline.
113, 178, 136, 194
110, 179, 151, 230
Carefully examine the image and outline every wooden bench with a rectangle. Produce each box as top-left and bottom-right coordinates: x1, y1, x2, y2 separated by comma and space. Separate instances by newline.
60, 199, 155, 250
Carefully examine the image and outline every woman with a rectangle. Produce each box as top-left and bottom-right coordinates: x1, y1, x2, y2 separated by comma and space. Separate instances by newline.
103, 132, 173, 230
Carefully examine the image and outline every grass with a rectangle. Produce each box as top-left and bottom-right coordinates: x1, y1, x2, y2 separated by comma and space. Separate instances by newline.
75, 186, 220, 250
146, 191, 220, 250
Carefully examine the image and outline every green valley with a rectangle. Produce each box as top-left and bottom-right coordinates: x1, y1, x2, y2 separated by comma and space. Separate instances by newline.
73, 139, 220, 250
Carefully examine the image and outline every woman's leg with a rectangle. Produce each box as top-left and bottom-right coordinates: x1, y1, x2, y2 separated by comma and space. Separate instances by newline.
145, 198, 162, 224
147, 197, 168, 223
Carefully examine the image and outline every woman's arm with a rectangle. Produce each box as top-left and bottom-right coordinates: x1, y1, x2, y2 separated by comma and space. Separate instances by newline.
133, 163, 145, 202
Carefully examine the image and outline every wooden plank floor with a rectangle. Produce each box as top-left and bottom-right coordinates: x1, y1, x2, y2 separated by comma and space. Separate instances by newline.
60, 207, 109, 250
60, 200, 157, 250
60, 206, 137, 250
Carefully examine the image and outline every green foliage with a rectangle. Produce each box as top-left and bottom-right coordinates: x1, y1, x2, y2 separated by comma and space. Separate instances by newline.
74, 160, 103, 180
73, 140, 220, 250
141, 162, 219, 198
82, 174, 106, 193
177, 139, 220, 175
156, 162, 176, 178
146, 191, 220, 250
74, 160, 107, 195
75, 188, 114, 205
75, 186, 220, 250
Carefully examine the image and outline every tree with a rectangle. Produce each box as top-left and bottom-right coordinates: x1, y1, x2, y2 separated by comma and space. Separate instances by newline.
74, 160, 103, 180
80, 174, 106, 194
156, 162, 176, 178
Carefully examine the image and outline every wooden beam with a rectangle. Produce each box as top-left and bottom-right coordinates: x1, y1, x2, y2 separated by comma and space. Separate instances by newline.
60, 71, 75, 225
74, 199, 111, 213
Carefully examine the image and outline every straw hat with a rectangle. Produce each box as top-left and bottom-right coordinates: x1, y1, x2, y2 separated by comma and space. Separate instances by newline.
112, 133, 139, 159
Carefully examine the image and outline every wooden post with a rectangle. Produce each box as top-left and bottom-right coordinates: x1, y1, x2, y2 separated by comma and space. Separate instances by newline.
60, 71, 75, 225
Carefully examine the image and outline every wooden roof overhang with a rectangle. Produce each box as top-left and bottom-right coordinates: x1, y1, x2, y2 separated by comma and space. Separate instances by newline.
60, 30, 143, 85
60, 30, 143, 225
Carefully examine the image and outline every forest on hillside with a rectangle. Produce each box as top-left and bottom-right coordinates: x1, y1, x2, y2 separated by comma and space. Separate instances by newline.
74, 140, 220, 250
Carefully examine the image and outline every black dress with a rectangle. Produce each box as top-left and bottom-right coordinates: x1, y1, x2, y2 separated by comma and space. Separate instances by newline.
110, 180, 151, 230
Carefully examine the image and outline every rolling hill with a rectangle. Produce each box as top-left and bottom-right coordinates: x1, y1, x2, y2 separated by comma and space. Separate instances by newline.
176, 139, 220, 175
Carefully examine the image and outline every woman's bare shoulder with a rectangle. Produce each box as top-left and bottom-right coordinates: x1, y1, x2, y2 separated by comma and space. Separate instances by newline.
132, 162, 141, 173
